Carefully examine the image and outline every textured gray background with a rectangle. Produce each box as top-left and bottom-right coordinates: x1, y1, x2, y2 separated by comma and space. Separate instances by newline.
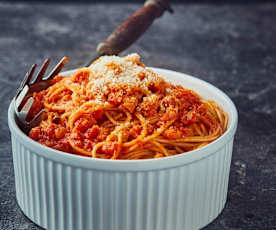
0, 2, 276, 230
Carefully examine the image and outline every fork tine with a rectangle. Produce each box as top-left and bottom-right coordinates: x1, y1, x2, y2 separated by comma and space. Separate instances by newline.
15, 85, 29, 112
28, 109, 46, 129
15, 64, 36, 99
46, 56, 69, 80
19, 97, 34, 122
33, 58, 50, 83
22, 64, 36, 87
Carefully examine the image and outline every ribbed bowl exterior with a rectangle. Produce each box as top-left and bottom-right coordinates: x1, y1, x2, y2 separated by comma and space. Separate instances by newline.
11, 133, 234, 230
9, 68, 238, 230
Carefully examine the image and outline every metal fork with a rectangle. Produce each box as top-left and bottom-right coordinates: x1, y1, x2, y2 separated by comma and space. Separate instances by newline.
14, 0, 173, 133
14, 57, 69, 133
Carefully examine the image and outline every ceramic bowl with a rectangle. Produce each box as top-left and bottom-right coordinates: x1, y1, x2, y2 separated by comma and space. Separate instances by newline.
8, 68, 238, 230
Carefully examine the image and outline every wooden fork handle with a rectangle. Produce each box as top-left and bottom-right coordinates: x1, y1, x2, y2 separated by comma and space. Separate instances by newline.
96, 0, 173, 56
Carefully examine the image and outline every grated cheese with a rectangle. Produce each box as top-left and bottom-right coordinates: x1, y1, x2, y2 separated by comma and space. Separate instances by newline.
86, 53, 159, 99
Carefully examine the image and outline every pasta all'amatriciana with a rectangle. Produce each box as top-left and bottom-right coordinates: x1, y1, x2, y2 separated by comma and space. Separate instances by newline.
28, 53, 228, 159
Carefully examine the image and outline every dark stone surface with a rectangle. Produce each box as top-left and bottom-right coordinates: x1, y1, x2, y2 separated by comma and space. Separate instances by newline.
1, 0, 275, 3
0, 2, 276, 230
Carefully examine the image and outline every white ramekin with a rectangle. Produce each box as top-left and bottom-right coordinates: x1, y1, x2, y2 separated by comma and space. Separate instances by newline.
8, 68, 238, 230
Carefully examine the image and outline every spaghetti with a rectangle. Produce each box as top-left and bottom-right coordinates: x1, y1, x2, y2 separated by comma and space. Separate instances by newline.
28, 53, 228, 159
